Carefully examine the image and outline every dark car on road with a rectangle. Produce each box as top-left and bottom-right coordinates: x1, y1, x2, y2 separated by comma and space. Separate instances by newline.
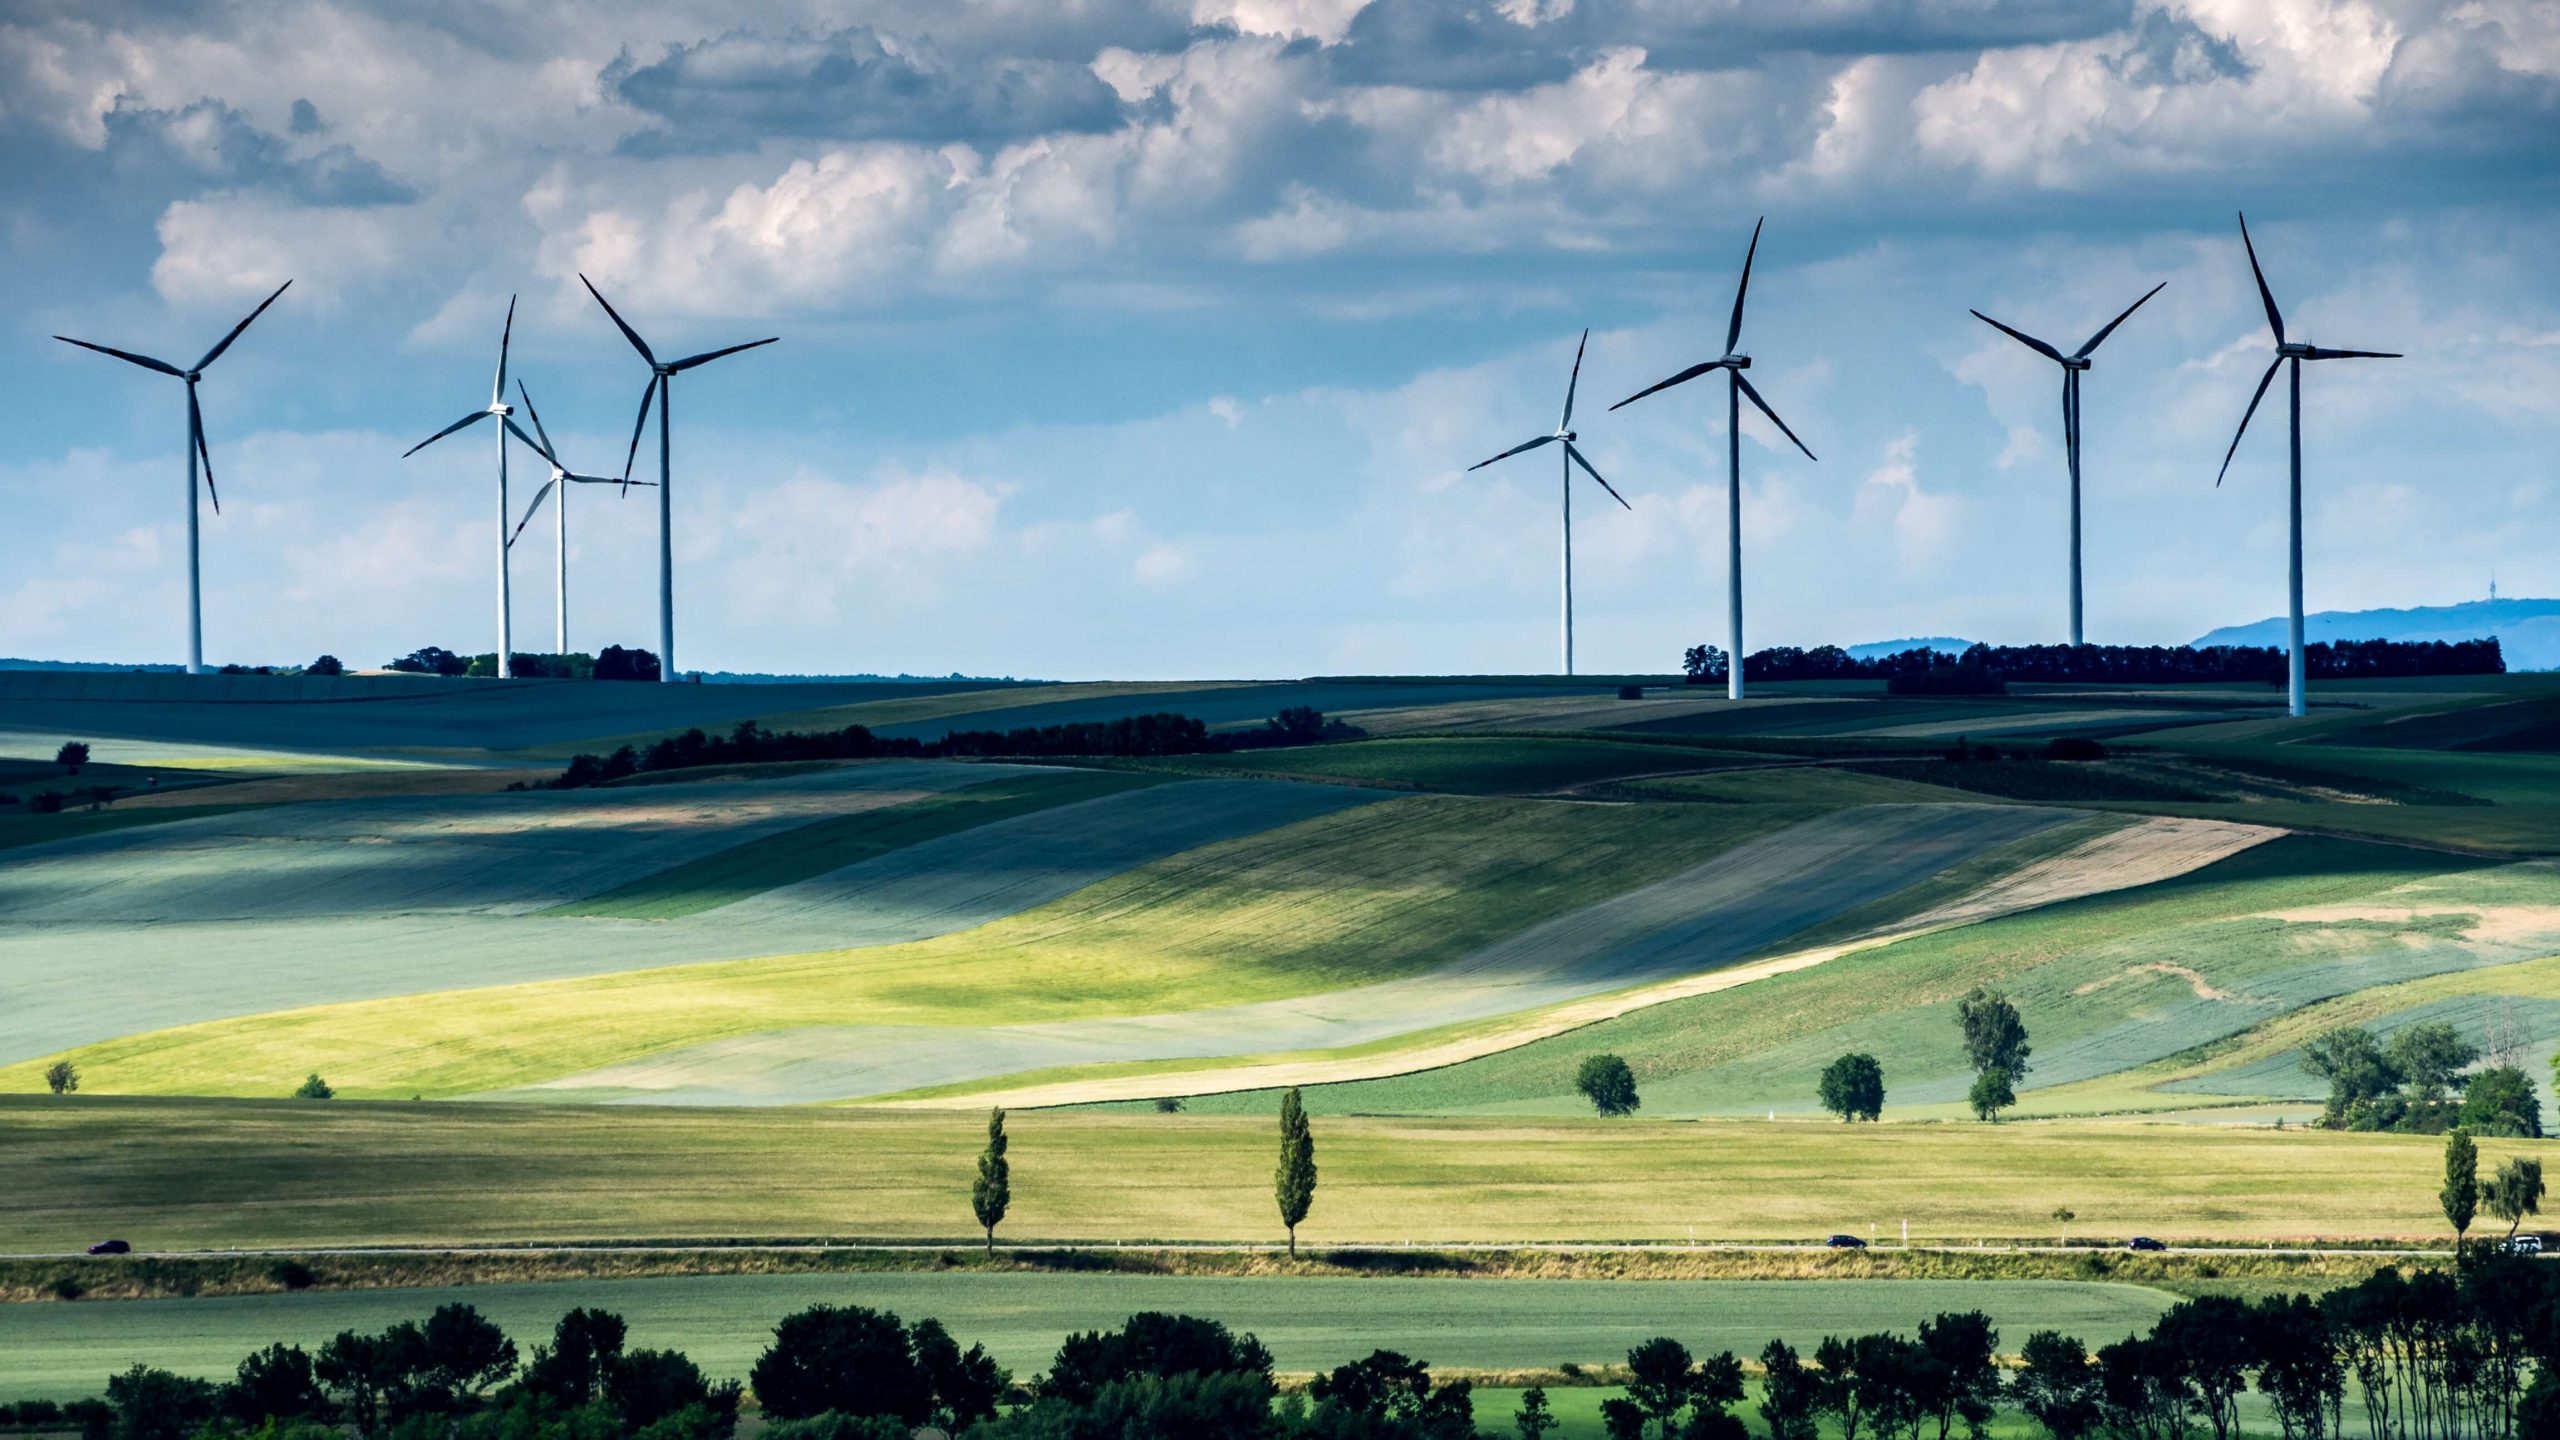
86, 1239, 130, 1255
2128, 1236, 2166, 1252
1825, 1234, 1868, 1249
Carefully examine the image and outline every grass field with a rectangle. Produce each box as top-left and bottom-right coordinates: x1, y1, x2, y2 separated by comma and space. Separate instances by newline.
1130, 735, 1764, 794
1, 1098, 2534, 1249
556, 769, 1165, 918
1210, 835, 2541, 1118
10, 794, 1837, 1099
0, 1271, 2180, 1403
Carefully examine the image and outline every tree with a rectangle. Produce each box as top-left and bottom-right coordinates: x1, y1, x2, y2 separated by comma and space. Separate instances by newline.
973, 1107, 1011, 1255
306, 655, 345, 676
1915, 1311, 1999, 1440
222, 1343, 327, 1424
2247, 1294, 2341, 1440
1682, 645, 1728, 683
1968, 1066, 2016, 1122
2386, 1021, 2477, 1106
105, 1365, 218, 1440
521, 1307, 628, 1408
2460, 1066, 2543, 1137
415, 1302, 517, 1406
1756, 1340, 1819, 1440
1575, 1055, 1641, 1117
2300, 1026, 2401, 1126
1817, 1053, 1885, 1121
2152, 1296, 2251, 1440
908, 1316, 1008, 1432
2444, 1129, 2480, 1240
1623, 1337, 1696, 1438
610, 1346, 740, 1431
1276, 1087, 1317, 1257
294, 1073, 334, 1100
1513, 1386, 1558, 1440
1955, 987, 2030, 1078
55, 741, 90, 775
594, 645, 663, 682
749, 1305, 931, 1424
2015, 1332, 2100, 1440
2486, 1155, 2545, 1238
44, 1060, 77, 1095
1040, 1312, 1273, 1407
388, 646, 468, 677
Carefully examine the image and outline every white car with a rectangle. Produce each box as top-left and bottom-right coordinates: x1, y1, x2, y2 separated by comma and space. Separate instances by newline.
2505, 1234, 2543, 1254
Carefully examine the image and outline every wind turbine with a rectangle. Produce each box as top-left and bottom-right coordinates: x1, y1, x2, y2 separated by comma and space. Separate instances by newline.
402, 298, 552, 678
1610, 218, 1816, 701
1969, 280, 2164, 646
1466, 330, 1631, 676
2214, 213, 2399, 719
507, 380, 654, 656
53, 280, 292, 675
580, 275, 776, 682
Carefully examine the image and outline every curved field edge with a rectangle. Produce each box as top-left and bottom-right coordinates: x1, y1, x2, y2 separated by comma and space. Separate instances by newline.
1177, 833, 2518, 1120
884, 814, 2273, 1110
4, 795, 1827, 1100
1, 1097, 2537, 1248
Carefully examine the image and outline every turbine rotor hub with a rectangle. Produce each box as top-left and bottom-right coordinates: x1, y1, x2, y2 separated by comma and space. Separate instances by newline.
1723, 353, 1750, 370
184, 372, 202, 383
492, 403, 512, 415
2277, 342, 2314, 358
1560, 430, 1575, 442
2063, 357, 2092, 371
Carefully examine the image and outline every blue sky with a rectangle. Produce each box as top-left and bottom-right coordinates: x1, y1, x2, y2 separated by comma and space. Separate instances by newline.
2, 0, 2555, 679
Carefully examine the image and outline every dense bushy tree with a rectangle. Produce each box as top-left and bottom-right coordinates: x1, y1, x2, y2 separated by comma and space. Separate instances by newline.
1575, 1055, 1641, 1117
2459, 1066, 2543, 1137
305, 655, 344, 676
2014, 1331, 2100, 1440
1756, 1340, 1819, 1440
386, 646, 469, 676
2487, 1156, 2544, 1238
55, 740, 89, 774
1040, 1312, 1274, 1408
593, 646, 661, 682
1968, 1066, 2016, 1123
105, 1365, 219, 1440
1956, 988, 2031, 1079
1817, 1053, 1884, 1122
750, 1305, 997, 1428
45, 1060, 77, 1094
2302, 1026, 2402, 1127
1305, 1350, 1475, 1439
222, 1344, 328, 1425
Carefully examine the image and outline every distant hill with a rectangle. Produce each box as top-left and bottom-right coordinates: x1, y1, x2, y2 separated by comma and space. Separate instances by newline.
1847, 637, 1973, 660
2192, 598, 2560, 672
0, 657, 184, 673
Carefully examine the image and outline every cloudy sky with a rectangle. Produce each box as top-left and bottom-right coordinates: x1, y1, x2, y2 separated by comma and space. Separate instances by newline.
2, 0, 2554, 678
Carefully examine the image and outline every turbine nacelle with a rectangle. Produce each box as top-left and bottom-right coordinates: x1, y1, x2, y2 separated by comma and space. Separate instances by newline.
2277, 342, 2316, 359
2062, 356, 2092, 372
1722, 353, 1750, 371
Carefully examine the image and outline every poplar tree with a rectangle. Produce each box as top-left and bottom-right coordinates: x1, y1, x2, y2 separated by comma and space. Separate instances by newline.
971, 1107, 1010, 1255
2443, 1129, 2479, 1241
1275, 1087, 1317, 1257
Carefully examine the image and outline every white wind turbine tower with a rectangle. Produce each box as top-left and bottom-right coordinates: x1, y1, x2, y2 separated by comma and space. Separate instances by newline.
1465, 330, 1631, 675
1969, 280, 2164, 646
506, 379, 653, 655
402, 298, 547, 678
581, 275, 777, 682
2214, 212, 2399, 719
54, 280, 292, 674
1609, 219, 1817, 700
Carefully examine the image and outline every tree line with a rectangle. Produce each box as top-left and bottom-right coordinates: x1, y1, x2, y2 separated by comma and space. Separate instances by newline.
30, 1246, 2560, 1440
540, 707, 1364, 789
1681, 638, 2505, 686
384, 646, 662, 681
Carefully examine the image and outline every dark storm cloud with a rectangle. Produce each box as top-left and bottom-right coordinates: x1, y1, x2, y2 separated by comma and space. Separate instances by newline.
605, 26, 1135, 154
98, 98, 414, 206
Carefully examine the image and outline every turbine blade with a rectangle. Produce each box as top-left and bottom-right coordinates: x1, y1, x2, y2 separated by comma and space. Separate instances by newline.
2300, 346, 2401, 361
620, 374, 660, 490
2074, 281, 2165, 359
580, 274, 656, 366
1608, 360, 1724, 411
190, 388, 220, 515
1566, 443, 1632, 511
1559, 329, 1589, 430
493, 294, 516, 406
1969, 310, 2065, 364
2215, 357, 2285, 486
668, 336, 779, 372
1726, 216, 1763, 355
515, 379, 555, 458
402, 408, 491, 458
55, 336, 184, 377
1467, 433, 1557, 470
2238, 212, 2284, 344
504, 416, 552, 463
565, 473, 629, 485
1734, 373, 1816, 461
509, 479, 558, 548
193, 279, 292, 372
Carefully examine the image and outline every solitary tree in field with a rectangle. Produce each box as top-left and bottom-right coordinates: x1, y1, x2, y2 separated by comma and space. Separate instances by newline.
1957, 987, 2031, 1078
1817, 1053, 1885, 1121
2488, 1155, 2545, 1239
2444, 1130, 2480, 1241
306, 654, 345, 676
44, 1061, 77, 1095
1512, 1385, 1558, 1439
1576, 1055, 1641, 1117
972, 1107, 1010, 1255
2053, 1207, 2076, 1244
1275, 1087, 1317, 1257
1968, 1066, 2016, 1123
55, 741, 89, 775
294, 1074, 335, 1100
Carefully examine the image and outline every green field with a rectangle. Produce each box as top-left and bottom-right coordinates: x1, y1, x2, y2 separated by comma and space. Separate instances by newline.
556, 769, 1166, 918
1130, 735, 1763, 794
1, 1098, 2533, 1249
0, 1271, 2180, 1403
